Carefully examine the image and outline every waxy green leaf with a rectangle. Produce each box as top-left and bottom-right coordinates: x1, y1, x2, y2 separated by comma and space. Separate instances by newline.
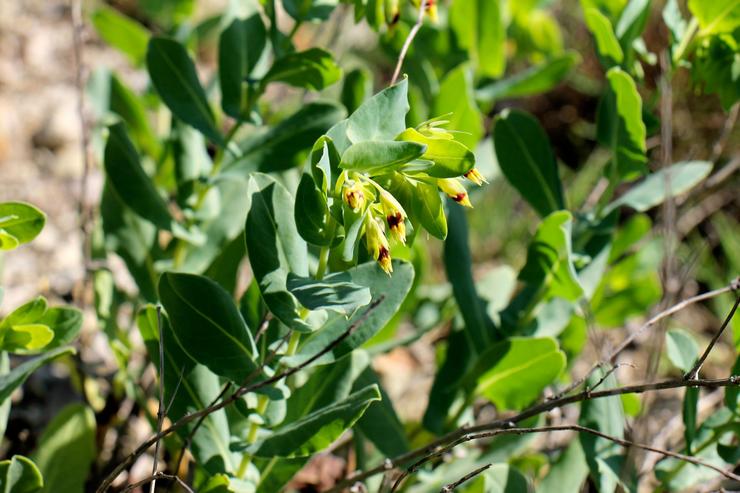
0, 347, 75, 403
91, 6, 149, 66
450, 0, 506, 77
219, 14, 267, 119
397, 128, 475, 178
0, 455, 43, 493
0, 202, 45, 250
346, 78, 409, 143
264, 48, 341, 91
584, 8, 624, 67
340, 141, 426, 173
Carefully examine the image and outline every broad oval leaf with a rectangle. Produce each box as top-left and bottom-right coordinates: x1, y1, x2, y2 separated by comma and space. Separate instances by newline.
493, 109, 565, 217
665, 328, 699, 373
158, 272, 258, 383
284, 259, 414, 366
219, 14, 267, 119
37, 307, 83, 351
604, 161, 713, 214
286, 272, 371, 314
584, 8, 624, 67
295, 173, 333, 246
0, 202, 46, 249
244, 174, 312, 332
434, 65, 483, 149
245, 385, 380, 458
264, 48, 341, 91
30, 404, 95, 493
412, 181, 447, 240
688, 0, 740, 35
519, 211, 584, 301
147, 37, 222, 144
0, 455, 43, 493
397, 128, 475, 178
91, 6, 150, 66
450, 0, 505, 78
346, 78, 409, 143
340, 141, 426, 173
474, 337, 566, 410
596, 67, 647, 180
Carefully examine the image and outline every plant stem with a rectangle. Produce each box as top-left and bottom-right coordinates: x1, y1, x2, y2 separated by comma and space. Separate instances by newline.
672, 17, 699, 64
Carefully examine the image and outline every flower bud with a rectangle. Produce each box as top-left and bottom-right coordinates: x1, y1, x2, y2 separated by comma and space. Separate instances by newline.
342, 181, 366, 212
378, 188, 407, 244
365, 216, 393, 274
426, 0, 438, 22
464, 168, 487, 186
438, 178, 472, 208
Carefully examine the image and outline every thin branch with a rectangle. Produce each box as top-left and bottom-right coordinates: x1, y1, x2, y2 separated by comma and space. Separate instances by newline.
559, 280, 740, 398
685, 288, 740, 380
123, 473, 194, 493
390, 0, 427, 86
324, 376, 740, 492
440, 464, 491, 492
393, 425, 740, 491
710, 102, 739, 163
149, 306, 166, 493
96, 297, 385, 493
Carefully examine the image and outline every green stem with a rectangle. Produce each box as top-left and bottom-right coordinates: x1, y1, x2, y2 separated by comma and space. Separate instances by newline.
315, 245, 331, 280
672, 17, 699, 64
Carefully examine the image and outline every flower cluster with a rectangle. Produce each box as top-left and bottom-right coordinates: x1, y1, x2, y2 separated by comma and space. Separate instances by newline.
338, 118, 486, 274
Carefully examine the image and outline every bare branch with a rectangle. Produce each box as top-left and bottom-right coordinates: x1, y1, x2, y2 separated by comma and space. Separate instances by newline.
685, 288, 740, 380
324, 376, 740, 492
96, 297, 385, 493
390, 0, 427, 86
123, 473, 194, 493
149, 306, 166, 493
440, 464, 491, 492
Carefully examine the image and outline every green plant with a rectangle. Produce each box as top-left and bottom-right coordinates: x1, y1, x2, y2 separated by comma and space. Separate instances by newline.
4, 0, 738, 492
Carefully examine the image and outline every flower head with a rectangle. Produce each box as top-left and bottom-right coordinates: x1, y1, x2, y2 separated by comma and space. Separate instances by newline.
378, 188, 407, 244
342, 180, 366, 212
438, 178, 472, 208
365, 216, 393, 274
464, 168, 487, 186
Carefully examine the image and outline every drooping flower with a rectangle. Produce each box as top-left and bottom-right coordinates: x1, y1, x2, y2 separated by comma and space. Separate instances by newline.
464, 168, 487, 186
437, 178, 472, 208
378, 187, 407, 244
342, 180, 366, 212
365, 215, 393, 274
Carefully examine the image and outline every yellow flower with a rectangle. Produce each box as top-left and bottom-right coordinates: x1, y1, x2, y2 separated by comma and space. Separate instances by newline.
365, 216, 393, 274
378, 188, 407, 244
438, 178, 472, 208
342, 181, 366, 212
464, 168, 487, 186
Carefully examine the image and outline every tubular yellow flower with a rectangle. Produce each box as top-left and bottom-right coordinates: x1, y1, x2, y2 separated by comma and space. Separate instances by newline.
426, 0, 438, 22
464, 168, 487, 186
378, 188, 407, 244
365, 216, 393, 274
342, 181, 366, 212
438, 178, 472, 208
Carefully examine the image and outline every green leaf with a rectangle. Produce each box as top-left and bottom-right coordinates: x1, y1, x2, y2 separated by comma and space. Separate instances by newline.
615, 0, 650, 64
444, 204, 493, 350
412, 181, 447, 240
283, 0, 338, 21
584, 8, 624, 66
103, 122, 174, 231
0, 202, 45, 250
691, 32, 740, 110
0, 298, 47, 328
264, 48, 342, 91
604, 161, 713, 214
683, 386, 699, 454
287, 273, 371, 314
352, 366, 409, 457
227, 102, 346, 174
539, 441, 589, 493
295, 173, 333, 246
346, 78, 409, 143
159, 272, 259, 383
397, 128, 475, 178
2, 325, 53, 353
665, 328, 699, 373
244, 174, 312, 332
91, 6, 150, 65
596, 67, 647, 180
519, 211, 584, 302
0, 347, 74, 404
0, 354, 9, 438
688, 0, 740, 35
341, 67, 372, 114
474, 337, 566, 410
30, 404, 95, 493
285, 260, 414, 366
146, 37, 222, 144
246, 385, 380, 458
108, 74, 160, 157
493, 109, 565, 217
0, 456, 43, 493
137, 306, 236, 473
477, 51, 581, 103
578, 367, 625, 493
726, 355, 740, 411
219, 14, 267, 119
450, 0, 506, 78
340, 141, 426, 173
37, 308, 82, 351
433, 65, 484, 149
